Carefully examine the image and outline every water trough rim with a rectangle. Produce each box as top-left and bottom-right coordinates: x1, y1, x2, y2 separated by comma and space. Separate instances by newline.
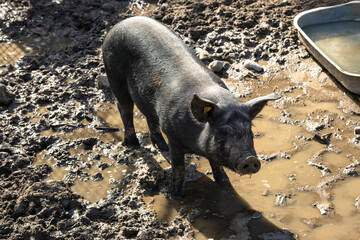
293, 1, 360, 78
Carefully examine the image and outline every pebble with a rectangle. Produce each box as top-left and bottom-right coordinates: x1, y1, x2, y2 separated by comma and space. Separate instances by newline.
208, 60, 224, 72
195, 48, 212, 60
0, 84, 14, 106
314, 201, 333, 216
96, 75, 110, 88
244, 60, 264, 73
97, 162, 109, 171
303, 218, 319, 228
275, 193, 292, 206
355, 195, 360, 212
91, 172, 104, 181
262, 189, 269, 196
354, 127, 360, 135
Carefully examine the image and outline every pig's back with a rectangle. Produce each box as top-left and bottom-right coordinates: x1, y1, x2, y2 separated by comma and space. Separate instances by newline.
103, 16, 229, 131
106, 16, 201, 72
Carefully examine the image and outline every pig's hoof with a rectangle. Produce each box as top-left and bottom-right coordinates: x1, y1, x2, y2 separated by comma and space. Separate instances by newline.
122, 137, 140, 148
169, 189, 183, 200
150, 136, 169, 152
170, 192, 182, 200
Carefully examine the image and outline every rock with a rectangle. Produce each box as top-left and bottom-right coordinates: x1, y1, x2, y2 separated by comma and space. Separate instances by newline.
355, 195, 360, 212
101, 2, 118, 12
262, 189, 270, 196
186, 208, 202, 223
343, 160, 360, 176
244, 60, 264, 73
195, 48, 212, 60
275, 193, 292, 206
97, 162, 109, 171
303, 218, 320, 228
91, 172, 103, 181
0, 84, 14, 106
312, 133, 332, 145
355, 127, 360, 135
96, 75, 110, 88
313, 201, 334, 216
209, 60, 224, 72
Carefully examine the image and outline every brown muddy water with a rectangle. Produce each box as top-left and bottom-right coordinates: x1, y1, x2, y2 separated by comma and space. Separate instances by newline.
0, 37, 72, 68
32, 54, 360, 239
0, 42, 30, 66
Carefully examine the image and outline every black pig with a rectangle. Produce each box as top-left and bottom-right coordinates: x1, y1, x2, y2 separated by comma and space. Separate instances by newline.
102, 16, 280, 198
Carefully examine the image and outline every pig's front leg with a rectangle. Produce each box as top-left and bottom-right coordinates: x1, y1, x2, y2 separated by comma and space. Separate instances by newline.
209, 161, 229, 183
169, 143, 185, 200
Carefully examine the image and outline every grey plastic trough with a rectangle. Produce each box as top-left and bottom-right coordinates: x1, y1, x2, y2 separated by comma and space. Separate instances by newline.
294, 1, 360, 94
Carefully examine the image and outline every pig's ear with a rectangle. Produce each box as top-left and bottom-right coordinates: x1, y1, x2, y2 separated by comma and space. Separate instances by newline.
191, 94, 217, 123
245, 93, 281, 119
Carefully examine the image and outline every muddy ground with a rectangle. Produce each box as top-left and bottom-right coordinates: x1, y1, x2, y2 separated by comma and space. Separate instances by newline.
1, 0, 359, 239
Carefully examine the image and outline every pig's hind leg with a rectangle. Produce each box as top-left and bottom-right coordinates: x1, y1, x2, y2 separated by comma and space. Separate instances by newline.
146, 119, 169, 152
106, 71, 140, 148
168, 141, 185, 199
116, 99, 140, 148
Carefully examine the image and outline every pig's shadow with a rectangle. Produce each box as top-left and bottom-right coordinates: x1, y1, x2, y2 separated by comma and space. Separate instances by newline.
137, 148, 295, 240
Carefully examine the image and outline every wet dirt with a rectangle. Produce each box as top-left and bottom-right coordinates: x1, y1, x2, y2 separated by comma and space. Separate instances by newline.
1, 0, 359, 239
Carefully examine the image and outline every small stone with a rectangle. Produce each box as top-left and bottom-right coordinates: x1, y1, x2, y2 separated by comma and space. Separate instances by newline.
128, 200, 137, 209
314, 201, 334, 216
355, 195, 360, 212
96, 75, 110, 88
91, 172, 103, 181
355, 127, 360, 135
209, 60, 224, 72
343, 160, 360, 176
109, 178, 117, 184
262, 189, 270, 196
195, 48, 212, 60
0, 84, 14, 106
101, 2, 118, 12
227, 52, 237, 58
244, 60, 264, 73
275, 193, 292, 206
303, 218, 319, 228
97, 162, 109, 171
179, 207, 188, 217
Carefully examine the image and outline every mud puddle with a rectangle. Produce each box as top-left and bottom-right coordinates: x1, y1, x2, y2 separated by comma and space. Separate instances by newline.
0, 36, 72, 75
19, 36, 73, 51
33, 103, 146, 203
35, 148, 135, 202
0, 42, 31, 66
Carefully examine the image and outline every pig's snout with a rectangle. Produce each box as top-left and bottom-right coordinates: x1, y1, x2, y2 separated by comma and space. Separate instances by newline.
238, 156, 261, 174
